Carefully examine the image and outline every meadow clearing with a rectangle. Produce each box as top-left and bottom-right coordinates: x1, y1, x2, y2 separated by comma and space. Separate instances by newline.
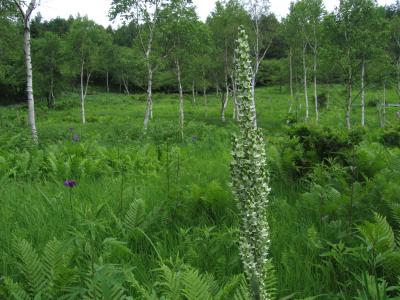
1, 85, 400, 299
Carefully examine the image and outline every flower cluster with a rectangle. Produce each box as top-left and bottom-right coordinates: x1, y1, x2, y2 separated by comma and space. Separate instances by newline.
230, 26, 272, 300
64, 180, 77, 188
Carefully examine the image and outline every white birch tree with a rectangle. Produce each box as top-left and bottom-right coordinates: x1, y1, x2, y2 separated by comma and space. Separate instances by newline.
160, 0, 202, 140
13, 0, 39, 143
242, 0, 275, 126
66, 18, 107, 124
110, 0, 167, 131
208, 0, 251, 122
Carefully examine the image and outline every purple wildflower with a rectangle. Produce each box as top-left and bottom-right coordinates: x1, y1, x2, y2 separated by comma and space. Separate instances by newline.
64, 180, 77, 188
72, 134, 80, 142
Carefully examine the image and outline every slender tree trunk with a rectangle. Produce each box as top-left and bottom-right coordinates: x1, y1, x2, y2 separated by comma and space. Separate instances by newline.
216, 84, 220, 98
80, 59, 86, 124
346, 60, 353, 130
203, 72, 208, 118
289, 46, 294, 114
222, 39, 229, 123
23, 21, 38, 143
221, 75, 229, 122
313, 51, 319, 124
176, 60, 184, 140
381, 82, 386, 128
231, 73, 239, 121
303, 44, 309, 120
122, 75, 130, 95
141, 23, 155, 130
144, 63, 153, 130
106, 70, 109, 93
192, 81, 196, 104
361, 60, 366, 127
250, 74, 257, 127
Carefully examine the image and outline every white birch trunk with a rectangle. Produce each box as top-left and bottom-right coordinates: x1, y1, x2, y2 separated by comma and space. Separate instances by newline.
313, 51, 319, 124
361, 61, 366, 127
231, 73, 239, 121
80, 60, 91, 125
303, 44, 309, 121
122, 75, 130, 95
23, 13, 38, 143
192, 81, 196, 104
381, 82, 386, 128
203, 74, 208, 118
346, 60, 353, 130
144, 63, 153, 130
80, 59, 86, 124
289, 46, 294, 114
221, 76, 229, 122
177, 60, 184, 140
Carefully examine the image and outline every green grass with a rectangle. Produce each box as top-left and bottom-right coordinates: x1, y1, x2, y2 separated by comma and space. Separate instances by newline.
0, 85, 399, 299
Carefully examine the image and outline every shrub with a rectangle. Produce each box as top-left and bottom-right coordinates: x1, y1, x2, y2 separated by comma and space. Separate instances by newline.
380, 125, 400, 147
317, 93, 328, 108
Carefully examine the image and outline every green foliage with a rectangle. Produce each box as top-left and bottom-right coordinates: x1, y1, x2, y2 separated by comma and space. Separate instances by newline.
380, 125, 400, 147
1, 86, 400, 299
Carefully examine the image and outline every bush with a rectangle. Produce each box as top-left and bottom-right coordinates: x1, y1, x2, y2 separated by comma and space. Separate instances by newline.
286, 125, 364, 176
317, 93, 328, 108
380, 125, 400, 147
367, 98, 379, 107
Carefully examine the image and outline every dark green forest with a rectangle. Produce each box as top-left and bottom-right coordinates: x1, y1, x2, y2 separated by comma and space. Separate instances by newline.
0, 1, 398, 106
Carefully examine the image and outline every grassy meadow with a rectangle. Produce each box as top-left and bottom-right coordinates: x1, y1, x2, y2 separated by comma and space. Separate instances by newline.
0, 85, 400, 299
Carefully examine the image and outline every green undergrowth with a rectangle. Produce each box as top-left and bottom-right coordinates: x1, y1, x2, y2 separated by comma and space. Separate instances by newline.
0, 86, 399, 299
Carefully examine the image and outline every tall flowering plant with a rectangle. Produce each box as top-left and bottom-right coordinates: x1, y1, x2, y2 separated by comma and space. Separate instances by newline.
231, 26, 273, 300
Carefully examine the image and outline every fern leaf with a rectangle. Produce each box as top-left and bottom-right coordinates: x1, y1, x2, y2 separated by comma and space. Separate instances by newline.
233, 276, 251, 300
13, 237, 46, 296
215, 274, 245, 300
124, 270, 158, 299
124, 199, 145, 234
157, 264, 183, 299
2, 276, 31, 300
181, 267, 213, 300
357, 213, 395, 254
42, 238, 63, 297
264, 260, 278, 300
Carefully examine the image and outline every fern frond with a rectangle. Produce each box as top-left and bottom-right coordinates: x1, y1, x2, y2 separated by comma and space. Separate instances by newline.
124, 199, 145, 234
82, 264, 128, 300
233, 276, 251, 300
156, 264, 183, 299
42, 238, 63, 297
2, 277, 31, 300
357, 213, 395, 254
390, 203, 400, 229
215, 274, 245, 300
12, 237, 46, 296
124, 270, 158, 299
181, 267, 213, 300
264, 260, 278, 300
